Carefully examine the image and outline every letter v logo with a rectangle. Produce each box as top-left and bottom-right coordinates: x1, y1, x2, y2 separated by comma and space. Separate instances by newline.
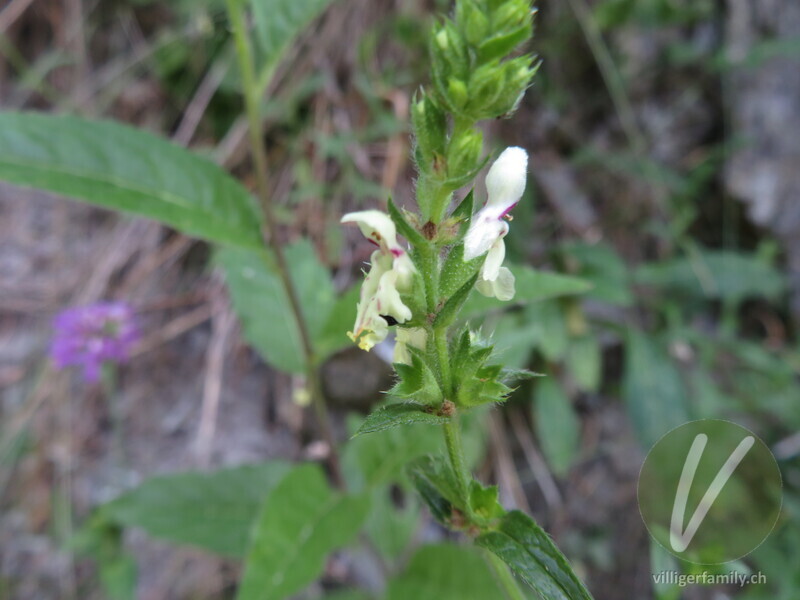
669, 433, 755, 552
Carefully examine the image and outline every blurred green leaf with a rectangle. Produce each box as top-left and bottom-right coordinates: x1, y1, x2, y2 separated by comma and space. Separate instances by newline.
104, 461, 291, 557
560, 241, 633, 306
623, 329, 689, 449
364, 487, 420, 562
343, 416, 443, 490
407, 455, 463, 525
218, 240, 335, 373
476, 510, 594, 600
533, 378, 580, 476
71, 515, 136, 600
250, 0, 335, 82
343, 409, 487, 491
566, 335, 602, 393
460, 265, 591, 320
317, 284, 360, 358
354, 402, 449, 436
0, 112, 263, 248
387, 544, 506, 600
649, 539, 681, 600
634, 250, 786, 305
528, 300, 569, 362
237, 464, 370, 600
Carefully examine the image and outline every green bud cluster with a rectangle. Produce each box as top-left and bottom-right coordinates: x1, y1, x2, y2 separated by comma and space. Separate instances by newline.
413, 0, 538, 223
432, 0, 537, 120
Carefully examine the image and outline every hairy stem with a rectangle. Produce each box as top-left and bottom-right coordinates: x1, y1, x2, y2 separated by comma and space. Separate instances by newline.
226, 0, 342, 487
443, 416, 472, 518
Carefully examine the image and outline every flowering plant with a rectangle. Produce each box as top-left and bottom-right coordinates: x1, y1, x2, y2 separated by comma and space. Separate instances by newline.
0, 0, 595, 598
50, 302, 139, 382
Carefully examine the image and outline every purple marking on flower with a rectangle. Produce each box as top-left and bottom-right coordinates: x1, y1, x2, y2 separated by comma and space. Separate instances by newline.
50, 301, 139, 382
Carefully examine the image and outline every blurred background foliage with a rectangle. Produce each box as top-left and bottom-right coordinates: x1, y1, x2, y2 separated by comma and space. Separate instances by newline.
0, 0, 798, 598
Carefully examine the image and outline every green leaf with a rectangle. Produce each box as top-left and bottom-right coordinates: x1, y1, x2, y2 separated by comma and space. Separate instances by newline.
343, 417, 444, 491
407, 455, 463, 525
476, 511, 594, 600
533, 379, 580, 477
634, 250, 786, 305
237, 464, 370, 600
389, 347, 444, 405
354, 402, 449, 436
560, 241, 633, 306
316, 284, 360, 358
388, 196, 426, 247
364, 487, 420, 562
251, 0, 334, 75
387, 544, 506, 600
529, 300, 569, 362
0, 112, 263, 248
460, 265, 591, 320
565, 335, 601, 393
218, 240, 335, 373
433, 272, 479, 328
469, 481, 505, 523
623, 329, 690, 449
104, 461, 291, 557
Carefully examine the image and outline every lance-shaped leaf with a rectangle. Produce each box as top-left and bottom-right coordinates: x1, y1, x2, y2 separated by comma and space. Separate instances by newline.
388, 196, 427, 247
237, 464, 370, 600
476, 510, 594, 600
389, 346, 444, 405
217, 241, 335, 374
103, 461, 292, 557
433, 272, 479, 328
0, 112, 263, 248
407, 455, 463, 525
354, 402, 449, 436
387, 544, 507, 600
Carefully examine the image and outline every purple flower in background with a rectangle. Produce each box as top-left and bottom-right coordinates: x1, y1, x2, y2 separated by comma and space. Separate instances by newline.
50, 302, 139, 382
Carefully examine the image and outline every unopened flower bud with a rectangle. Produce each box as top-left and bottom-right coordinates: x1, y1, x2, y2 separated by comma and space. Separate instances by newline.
447, 128, 483, 178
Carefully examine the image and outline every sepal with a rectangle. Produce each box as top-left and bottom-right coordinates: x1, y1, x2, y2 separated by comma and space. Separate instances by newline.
389, 345, 443, 405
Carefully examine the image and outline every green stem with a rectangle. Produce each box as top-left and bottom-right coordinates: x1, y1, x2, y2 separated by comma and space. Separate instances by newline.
101, 363, 125, 476
434, 328, 452, 394
486, 550, 526, 600
226, 0, 343, 487
443, 418, 471, 517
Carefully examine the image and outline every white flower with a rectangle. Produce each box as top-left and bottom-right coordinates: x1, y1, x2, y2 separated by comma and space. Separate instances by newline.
342, 210, 416, 351
393, 327, 428, 365
463, 147, 527, 301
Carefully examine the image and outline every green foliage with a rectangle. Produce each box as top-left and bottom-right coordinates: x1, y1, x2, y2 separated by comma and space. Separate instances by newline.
559, 241, 633, 306
634, 250, 786, 305
533, 379, 580, 476
353, 402, 450, 436
103, 461, 291, 557
476, 510, 594, 600
342, 416, 444, 491
364, 487, 421, 562
407, 455, 464, 525
71, 515, 136, 600
565, 335, 601, 393
250, 0, 335, 76
237, 464, 370, 600
217, 241, 344, 373
0, 113, 263, 248
429, 0, 537, 120
451, 329, 513, 408
459, 265, 591, 320
386, 544, 506, 600
623, 329, 689, 449
390, 347, 445, 405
